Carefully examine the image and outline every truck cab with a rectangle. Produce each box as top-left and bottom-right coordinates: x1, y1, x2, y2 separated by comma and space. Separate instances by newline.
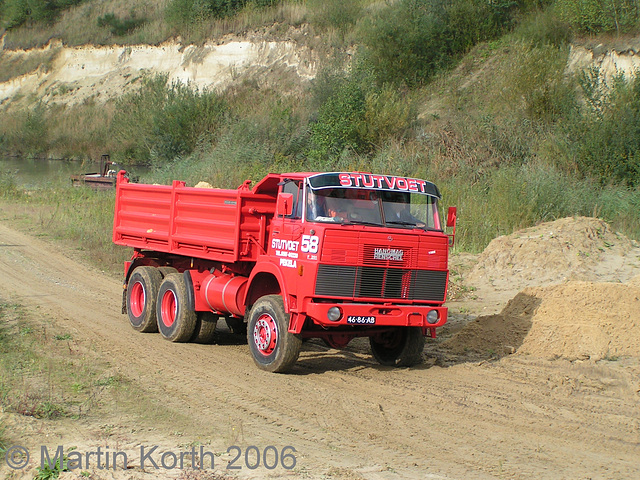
249, 172, 452, 370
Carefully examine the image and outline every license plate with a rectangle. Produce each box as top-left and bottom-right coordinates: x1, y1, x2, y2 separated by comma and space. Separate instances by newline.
346, 316, 376, 325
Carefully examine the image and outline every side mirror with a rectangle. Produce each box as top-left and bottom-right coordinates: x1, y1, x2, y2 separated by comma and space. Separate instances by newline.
276, 192, 293, 217
446, 206, 457, 247
446, 206, 457, 227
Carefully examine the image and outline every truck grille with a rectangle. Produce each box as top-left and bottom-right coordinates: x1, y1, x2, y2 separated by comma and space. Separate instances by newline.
315, 264, 447, 302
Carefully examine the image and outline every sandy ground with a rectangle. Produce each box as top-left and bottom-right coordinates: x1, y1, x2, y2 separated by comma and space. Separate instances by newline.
0, 216, 639, 480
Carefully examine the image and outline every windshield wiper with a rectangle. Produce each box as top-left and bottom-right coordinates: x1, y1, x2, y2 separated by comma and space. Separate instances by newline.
385, 220, 427, 229
345, 219, 384, 227
385, 221, 442, 231
386, 220, 417, 226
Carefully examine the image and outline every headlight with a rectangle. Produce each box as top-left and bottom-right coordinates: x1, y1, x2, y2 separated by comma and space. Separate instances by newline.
327, 307, 342, 322
426, 310, 439, 324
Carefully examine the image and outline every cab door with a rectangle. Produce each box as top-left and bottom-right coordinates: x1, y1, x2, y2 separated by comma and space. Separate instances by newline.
270, 180, 304, 295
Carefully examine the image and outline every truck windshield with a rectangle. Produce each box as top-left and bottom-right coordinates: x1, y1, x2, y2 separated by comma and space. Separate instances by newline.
306, 187, 441, 230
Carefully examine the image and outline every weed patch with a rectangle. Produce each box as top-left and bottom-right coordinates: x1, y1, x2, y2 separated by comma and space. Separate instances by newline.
0, 300, 133, 422
34, 451, 71, 480
97, 12, 146, 36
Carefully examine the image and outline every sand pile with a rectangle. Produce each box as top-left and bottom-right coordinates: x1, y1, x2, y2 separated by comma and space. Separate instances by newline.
445, 281, 640, 361
466, 217, 639, 292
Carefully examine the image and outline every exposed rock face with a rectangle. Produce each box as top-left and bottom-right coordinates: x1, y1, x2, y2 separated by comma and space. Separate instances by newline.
567, 41, 640, 80
0, 32, 319, 108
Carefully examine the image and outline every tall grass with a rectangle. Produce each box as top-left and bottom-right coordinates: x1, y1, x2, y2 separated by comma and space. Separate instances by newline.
0, 301, 70, 419
141, 139, 640, 253
437, 162, 640, 251
0, 0, 309, 48
0, 100, 116, 160
1, 184, 128, 274
0, 419, 7, 456
1, 0, 173, 48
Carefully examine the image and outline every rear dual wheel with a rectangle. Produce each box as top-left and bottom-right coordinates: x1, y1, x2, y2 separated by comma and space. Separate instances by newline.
192, 311, 219, 344
127, 266, 162, 332
156, 273, 197, 343
128, 267, 214, 344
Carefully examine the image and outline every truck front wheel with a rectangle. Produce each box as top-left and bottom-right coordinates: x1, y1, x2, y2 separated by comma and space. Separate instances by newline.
127, 266, 162, 333
156, 273, 197, 342
369, 327, 425, 367
247, 295, 302, 373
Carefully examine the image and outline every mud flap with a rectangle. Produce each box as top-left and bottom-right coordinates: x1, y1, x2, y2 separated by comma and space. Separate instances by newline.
122, 288, 127, 314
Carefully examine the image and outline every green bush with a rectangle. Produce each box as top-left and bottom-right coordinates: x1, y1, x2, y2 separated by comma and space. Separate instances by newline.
97, 12, 146, 36
307, 65, 417, 165
308, 77, 368, 164
111, 75, 227, 165
555, 0, 640, 34
307, 0, 363, 33
165, 0, 278, 30
0, 0, 85, 29
560, 68, 640, 186
513, 8, 572, 47
363, 85, 417, 148
359, 0, 519, 86
506, 44, 576, 122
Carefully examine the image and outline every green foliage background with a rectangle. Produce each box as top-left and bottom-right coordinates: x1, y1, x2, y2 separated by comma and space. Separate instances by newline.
0, 0, 85, 29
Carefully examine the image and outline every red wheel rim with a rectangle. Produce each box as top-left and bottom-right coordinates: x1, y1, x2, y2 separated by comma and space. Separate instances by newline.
130, 281, 145, 317
161, 290, 177, 327
325, 333, 352, 349
253, 313, 277, 356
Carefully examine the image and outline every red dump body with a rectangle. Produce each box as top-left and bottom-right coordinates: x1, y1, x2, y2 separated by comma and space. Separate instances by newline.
113, 170, 456, 372
113, 171, 280, 264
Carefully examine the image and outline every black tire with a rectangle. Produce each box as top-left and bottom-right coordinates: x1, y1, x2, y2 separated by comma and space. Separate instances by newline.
126, 266, 162, 333
158, 266, 178, 278
247, 295, 302, 373
192, 311, 219, 344
156, 273, 197, 342
369, 327, 425, 367
225, 316, 247, 335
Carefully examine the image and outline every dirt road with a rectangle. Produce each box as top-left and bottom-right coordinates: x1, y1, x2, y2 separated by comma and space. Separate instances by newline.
1, 220, 639, 480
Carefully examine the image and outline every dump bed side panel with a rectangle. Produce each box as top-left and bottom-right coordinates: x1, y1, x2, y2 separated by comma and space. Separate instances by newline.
113, 174, 275, 263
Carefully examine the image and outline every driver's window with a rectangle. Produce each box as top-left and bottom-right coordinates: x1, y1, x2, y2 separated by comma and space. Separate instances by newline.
282, 180, 302, 219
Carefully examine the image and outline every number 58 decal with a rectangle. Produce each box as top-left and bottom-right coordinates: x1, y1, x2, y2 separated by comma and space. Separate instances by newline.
300, 235, 319, 253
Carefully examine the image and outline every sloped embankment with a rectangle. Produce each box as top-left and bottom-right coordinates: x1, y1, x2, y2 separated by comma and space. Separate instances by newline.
467, 216, 640, 292
446, 281, 640, 361
451, 217, 640, 361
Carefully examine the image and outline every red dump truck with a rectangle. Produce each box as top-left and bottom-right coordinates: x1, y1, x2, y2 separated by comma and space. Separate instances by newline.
113, 171, 457, 372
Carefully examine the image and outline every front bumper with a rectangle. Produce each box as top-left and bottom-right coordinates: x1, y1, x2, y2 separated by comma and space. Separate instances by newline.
304, 301, 447, 329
